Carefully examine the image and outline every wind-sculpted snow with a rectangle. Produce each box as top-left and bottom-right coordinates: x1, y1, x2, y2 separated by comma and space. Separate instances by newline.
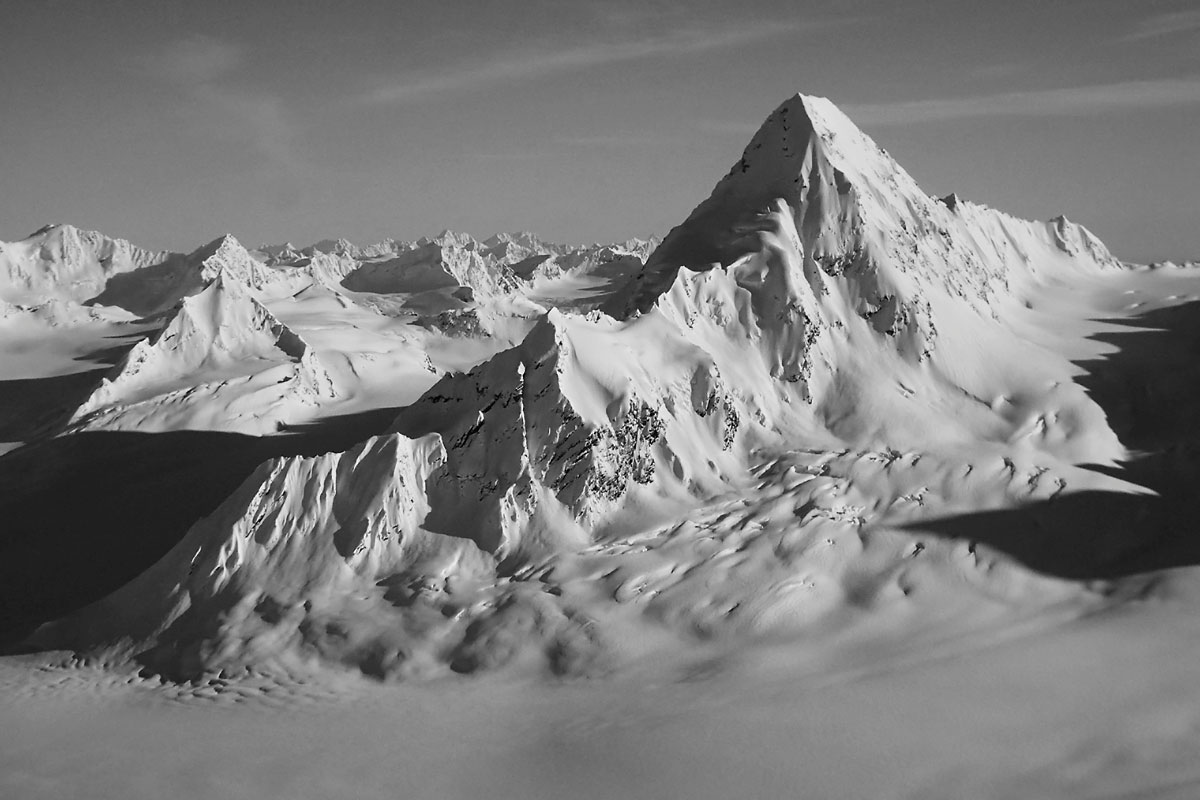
6, 92, 1187, 689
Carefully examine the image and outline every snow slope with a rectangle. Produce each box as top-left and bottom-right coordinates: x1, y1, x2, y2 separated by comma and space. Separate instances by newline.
8, 91, 1200, 800
13, 92, 1168, 687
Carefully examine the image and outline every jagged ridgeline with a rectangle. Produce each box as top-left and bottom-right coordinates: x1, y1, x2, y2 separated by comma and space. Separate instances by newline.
18, 93, 1127, 680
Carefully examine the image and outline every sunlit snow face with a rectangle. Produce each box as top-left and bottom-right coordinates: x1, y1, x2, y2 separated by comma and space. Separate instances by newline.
0, 91, 1188, 716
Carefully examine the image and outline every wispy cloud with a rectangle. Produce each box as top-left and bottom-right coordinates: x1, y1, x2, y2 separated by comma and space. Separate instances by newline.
359, 20, 815, 106
142, 36, 309, 181
843, 77, 1200, 126
965, 61, 1030, 82
189, 86, 306, 176
151, 34, 246, 83
1126, 9, 1200, 41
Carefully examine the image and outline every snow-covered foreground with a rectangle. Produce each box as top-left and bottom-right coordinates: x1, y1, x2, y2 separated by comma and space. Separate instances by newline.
3, 93, 1200, 798
5, 577, 1200, 800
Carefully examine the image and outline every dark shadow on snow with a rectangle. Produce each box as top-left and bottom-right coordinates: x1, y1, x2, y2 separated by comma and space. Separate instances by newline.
70, 330, 148, 368
0, 405, 406, 646
907, 296, 1200, 580
7, 286, 1200, 647
0, 330, 154, 445
0, 369, 109, 443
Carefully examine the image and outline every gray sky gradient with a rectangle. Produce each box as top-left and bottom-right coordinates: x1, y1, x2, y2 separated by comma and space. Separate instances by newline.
2, 0, 1198, 261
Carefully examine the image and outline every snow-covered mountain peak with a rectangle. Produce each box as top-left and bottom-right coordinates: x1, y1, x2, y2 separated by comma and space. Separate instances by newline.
19, 223, 116, 259
419, 229, 473, 250
82, 232, 287, 317
71, 271, 336, 429
1049, 215, 1121, 266
154, 271, 307, 363
484, 231, 550, 250
698, 93, 904, 222
190, 234, 267, 284
615, 94, 929, 312
192, 232, 243, 258
304, 238, 346, 255
616, 92, 1124, 331
12, 86, 1191, 719
0, 223, 174, 305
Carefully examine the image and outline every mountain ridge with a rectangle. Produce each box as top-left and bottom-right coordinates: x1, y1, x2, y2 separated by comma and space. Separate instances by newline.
5, 90, 1173, 685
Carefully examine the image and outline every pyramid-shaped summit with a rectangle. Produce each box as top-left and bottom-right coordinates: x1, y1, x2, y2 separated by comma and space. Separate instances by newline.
616, 93, 1122, 325
618, 94, 887, 312
86, 232, 281, 316
128, 270, 310, 370
73, 271, 335, 423
190, 234, 269, 286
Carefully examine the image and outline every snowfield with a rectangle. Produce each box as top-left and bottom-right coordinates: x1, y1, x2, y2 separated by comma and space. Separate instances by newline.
4, 93, 1200, 799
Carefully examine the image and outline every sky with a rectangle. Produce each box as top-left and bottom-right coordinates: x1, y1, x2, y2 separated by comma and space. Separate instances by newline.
2, 0, 1198, 261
